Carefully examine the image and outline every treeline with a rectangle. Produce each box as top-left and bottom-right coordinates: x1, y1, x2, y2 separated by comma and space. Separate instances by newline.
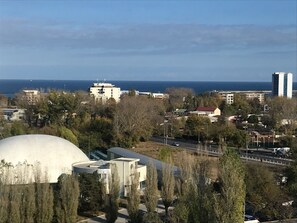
1, 88, 297, 152
0, 170, 79, 223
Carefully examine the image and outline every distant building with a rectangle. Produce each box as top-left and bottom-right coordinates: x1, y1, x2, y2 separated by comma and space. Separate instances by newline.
218, 92, 234, 105
218, 91, 268, 104
191, 107, 221, 117
1, 108, 26, 121
22, 90, 40, 105
89, 82, 121, 103
272, 72, 293, 98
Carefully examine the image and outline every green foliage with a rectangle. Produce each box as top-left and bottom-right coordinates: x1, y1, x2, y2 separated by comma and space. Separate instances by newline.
184, 115, 210, 142
144, 162, 159, 213
143, 212, 162, 223
214, 149, 246, 223
78, 172, 105, 212
105, 165, 120, 223
127, 173, 141, 223
55, 174, 80, 223
158, 147, 172, 161
246, 164, 291, 220
247, 115, 259, 124
10, 121, 28, 136
58, 126, 78, 146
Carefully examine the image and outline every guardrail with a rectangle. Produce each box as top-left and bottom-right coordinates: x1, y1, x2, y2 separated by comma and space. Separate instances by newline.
193, 147, 293, 166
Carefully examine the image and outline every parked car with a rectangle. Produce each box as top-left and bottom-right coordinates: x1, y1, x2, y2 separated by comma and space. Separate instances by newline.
244, 215, 260, 223
172, 142, 180, 147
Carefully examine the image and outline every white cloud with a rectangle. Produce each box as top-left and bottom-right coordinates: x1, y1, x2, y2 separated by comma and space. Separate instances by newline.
0, 18, 295, 55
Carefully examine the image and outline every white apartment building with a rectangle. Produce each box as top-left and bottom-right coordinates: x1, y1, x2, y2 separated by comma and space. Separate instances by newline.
72, 157, 146, 197
22, 90, 40, 105
89, 83, 121, 103
219, 92, 234, 105
272, 72, 293, 98
218, 91, 267, 104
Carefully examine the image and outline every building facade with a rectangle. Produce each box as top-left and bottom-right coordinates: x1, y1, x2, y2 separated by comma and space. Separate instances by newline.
89, 82, 121, 103
272, 72, 293, 98
73, 157, 146, 197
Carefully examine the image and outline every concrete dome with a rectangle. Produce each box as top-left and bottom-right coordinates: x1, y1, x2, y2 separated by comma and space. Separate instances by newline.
0, 134, 89, 183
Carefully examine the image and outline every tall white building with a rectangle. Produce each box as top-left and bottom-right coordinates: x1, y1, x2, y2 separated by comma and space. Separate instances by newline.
89, 82, 121, 103
272, 72, 293, 98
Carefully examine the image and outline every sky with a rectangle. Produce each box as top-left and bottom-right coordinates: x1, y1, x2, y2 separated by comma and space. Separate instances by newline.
0, 0, 296, 81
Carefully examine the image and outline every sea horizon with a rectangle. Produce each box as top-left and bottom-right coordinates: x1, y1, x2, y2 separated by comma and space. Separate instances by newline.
1, 79, 296, 98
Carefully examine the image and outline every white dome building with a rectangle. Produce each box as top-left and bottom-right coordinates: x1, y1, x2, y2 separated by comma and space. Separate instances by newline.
0, 134, 89, 183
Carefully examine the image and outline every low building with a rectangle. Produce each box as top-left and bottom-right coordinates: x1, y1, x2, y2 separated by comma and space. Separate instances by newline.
191, 107, 221, 117
73, 157, 146, 197
89, 82, 121, 103
218, 90, 269, 104
1, 108, 26, 121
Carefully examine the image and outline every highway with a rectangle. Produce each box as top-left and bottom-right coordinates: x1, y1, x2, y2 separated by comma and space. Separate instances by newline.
151, 136, 293, 166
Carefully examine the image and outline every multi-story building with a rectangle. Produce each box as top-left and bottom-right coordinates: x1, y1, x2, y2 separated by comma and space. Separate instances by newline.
73, 157, 146, 197
218, 91, 268, 104
89, 82, 121, 103
22, 90, 40, 105
272, 72, 293, 98
218, 92, 234, 105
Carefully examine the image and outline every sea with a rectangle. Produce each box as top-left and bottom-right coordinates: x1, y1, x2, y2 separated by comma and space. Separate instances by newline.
0, 79, 296, 98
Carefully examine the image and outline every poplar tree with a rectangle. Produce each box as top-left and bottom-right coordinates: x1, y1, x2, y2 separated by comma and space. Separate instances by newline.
20, 184, 36, 223
55, 174, 80, 223
161, 162, 175, 217
34, 169, 54, 223
214, 149, 246, 223
105, 164, 120, 223
127, 172, 141, 223
144, 162, 159, 213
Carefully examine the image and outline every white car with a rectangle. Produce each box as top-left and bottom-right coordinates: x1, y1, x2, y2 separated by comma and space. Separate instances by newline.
244, 215, 260, 223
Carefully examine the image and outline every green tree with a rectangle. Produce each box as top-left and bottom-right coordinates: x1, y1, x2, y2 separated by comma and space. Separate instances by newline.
214, 149, 245, 223
246, 164, 292, 220
127, 173, 141, 223
105, 165, 120, 223
20, 184, 36, 223
55, 174, 79, 223
184, 115, 210, 142
144, 162, 159, 213
78, 172, 105, 212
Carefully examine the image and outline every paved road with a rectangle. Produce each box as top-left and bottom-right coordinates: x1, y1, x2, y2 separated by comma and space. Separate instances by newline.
151, 136, 293, 166
78, 200, 165, 223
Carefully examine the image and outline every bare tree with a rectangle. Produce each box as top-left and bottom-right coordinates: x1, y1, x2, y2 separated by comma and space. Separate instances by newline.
114, 96, 164, 147
161, 162, 175, 216
105, 164, 120, 223
55, 174, 80, 223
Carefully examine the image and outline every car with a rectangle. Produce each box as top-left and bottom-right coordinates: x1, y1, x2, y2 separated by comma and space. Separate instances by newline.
172, 142, 180, 147
244, 215, 260, 223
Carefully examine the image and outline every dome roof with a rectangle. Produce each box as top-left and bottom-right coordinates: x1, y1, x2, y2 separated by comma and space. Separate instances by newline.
0, 134, 89, 183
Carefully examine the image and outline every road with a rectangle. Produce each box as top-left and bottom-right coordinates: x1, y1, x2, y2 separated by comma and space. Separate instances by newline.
151, 136, 293, 166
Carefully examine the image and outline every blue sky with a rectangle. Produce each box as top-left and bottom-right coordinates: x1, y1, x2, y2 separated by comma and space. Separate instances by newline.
0, 0, 296, 81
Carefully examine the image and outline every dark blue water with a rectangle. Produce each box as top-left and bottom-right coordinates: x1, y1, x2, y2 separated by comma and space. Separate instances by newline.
0, 79, 295, 98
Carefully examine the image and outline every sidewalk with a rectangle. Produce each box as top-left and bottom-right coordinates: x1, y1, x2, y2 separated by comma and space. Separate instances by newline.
78, 199, 165, 223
